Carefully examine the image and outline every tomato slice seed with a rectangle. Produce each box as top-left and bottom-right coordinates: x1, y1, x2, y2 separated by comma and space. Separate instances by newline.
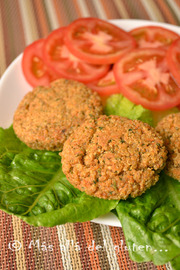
114, 48, 180, 110
43, 26, 110, 83
64, 18, 136, 64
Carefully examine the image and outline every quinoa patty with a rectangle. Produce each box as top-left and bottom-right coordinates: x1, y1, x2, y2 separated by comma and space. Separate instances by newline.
61, 115, 167, 200
13, 79, 103, 151
156, 113, 180, 181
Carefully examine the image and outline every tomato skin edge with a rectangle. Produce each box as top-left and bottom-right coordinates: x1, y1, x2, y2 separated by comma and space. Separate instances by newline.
22, 39, 59, 87
113, 47, 180, 111
87, 83, 120, 96
42, 26, 110, 83
64, 17, 137, 65
86, 69, 120, 96
130, 25, 180, 49
166, 37, 180, 87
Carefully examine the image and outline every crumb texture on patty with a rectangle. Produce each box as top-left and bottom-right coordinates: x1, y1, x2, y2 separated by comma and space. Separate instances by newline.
156, 113, 180, 181
61, 115, 167, 200
13, 79, 103, 151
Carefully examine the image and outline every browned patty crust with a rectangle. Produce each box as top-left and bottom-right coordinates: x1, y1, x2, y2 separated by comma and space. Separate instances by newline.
156, 113, 180, 181
61, 115, 167, 200
13, 79, 103, 151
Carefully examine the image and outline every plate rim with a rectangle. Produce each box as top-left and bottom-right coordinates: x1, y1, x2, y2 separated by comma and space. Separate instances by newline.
0, 19, 180, 227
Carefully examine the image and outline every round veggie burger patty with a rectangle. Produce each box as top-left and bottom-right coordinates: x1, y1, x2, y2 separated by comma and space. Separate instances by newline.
13, 79, 103, 151
61, 115, 167, 200
156, 113, 180, 181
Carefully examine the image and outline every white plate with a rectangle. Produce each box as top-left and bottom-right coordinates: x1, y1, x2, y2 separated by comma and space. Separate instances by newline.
0, 19, 180, 227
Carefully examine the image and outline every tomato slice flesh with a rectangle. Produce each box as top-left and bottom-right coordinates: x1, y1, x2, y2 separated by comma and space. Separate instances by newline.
32, 56, 46, 77
167, 37, 180, 87
130, 26, 179, 49
113, 48, 180, 111
64, 18, 136, 64
43, 27, 109, 83
87, 70, 119, 96
22, 39, 59, 87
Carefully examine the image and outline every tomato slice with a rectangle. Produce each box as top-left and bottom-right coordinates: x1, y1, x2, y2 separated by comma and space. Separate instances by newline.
22, 39, 59, 87
113, 48, 180, 111
43, 27, 109, 83
87, 69, 119, 96
167, 37, 180, 87
64, 18, 136, 65
130, 26, 179, 49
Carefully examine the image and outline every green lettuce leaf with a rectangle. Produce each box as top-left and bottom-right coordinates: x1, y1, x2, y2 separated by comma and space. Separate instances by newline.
170, 255, 180, 270
116, 173, 180, 266
104, 94, 153, 126
0, 126, 118, 227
